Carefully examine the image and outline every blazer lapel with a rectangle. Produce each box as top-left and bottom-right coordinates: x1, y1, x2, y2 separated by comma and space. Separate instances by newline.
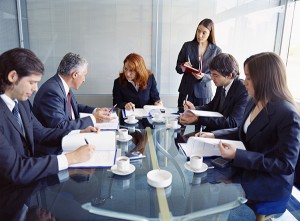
0, 98, 24, 136
55, 75, 74, 119
69, 90, 79, 118
18, 102, 34, 149
245, 104, 274, 142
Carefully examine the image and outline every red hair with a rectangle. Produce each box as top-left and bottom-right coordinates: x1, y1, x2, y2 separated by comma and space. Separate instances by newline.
119, 53, 151, 90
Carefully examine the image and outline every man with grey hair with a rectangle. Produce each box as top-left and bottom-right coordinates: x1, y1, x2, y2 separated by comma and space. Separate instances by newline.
33, 52, 112, 133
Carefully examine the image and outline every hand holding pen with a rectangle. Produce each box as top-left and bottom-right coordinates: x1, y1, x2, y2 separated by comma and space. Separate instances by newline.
109, 104, 117, 113
125, 102, 135, 111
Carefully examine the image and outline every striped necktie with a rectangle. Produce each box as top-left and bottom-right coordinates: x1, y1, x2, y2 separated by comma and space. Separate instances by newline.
13, 101, 25, 134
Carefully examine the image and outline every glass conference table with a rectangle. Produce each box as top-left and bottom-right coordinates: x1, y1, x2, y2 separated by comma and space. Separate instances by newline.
1, 108, 248, 221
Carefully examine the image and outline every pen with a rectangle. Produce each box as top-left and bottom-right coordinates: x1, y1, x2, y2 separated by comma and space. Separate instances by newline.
184, 94, 188, 105
188, 55, 191, 63
84, 138, 89, 144
109, 104, 117, 113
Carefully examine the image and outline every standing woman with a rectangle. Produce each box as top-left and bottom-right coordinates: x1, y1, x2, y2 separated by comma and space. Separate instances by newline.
113, 53, 163, 110
176, 18, 222, 108
199, 52, 300, 219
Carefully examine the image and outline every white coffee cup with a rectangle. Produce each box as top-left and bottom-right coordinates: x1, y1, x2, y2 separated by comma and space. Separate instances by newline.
170, 119, 178, 128
190, 155, 203, 170
154, 113, 163, 122
118, 129, 128, 140
127, 115, 136, 123
116, 156, 130, 172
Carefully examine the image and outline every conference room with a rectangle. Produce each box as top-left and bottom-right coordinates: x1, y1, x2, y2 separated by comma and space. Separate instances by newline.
1, 0, 300, 221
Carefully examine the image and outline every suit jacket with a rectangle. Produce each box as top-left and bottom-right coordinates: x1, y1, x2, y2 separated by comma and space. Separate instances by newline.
176, 41, 221, 98
113, 74, 160, 109
197, 78, 248, 131
214, 99, 300, 202
33, 74, 95, 130
0, 98, 70, 186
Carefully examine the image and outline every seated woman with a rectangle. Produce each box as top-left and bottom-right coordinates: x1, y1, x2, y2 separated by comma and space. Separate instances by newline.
113, 53, 163, 110
198, 52, 300, 220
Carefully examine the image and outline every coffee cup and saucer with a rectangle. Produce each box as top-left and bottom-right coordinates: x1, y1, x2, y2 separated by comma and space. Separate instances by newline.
184, 155, 208, 173
116, 129, 132, 142
151, 113, 165, 123
166, 119, 181, 129
124, 115, 138, 125
111, 156, 135, 176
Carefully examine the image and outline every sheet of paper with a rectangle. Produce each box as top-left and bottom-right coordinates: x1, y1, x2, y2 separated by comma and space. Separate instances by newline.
179, 137, 245, 158
123, 108, 148, 118
188, 110, 224, 117
62, 131, 116, 167
123, 105, 166, 118
80, 112, 119, 130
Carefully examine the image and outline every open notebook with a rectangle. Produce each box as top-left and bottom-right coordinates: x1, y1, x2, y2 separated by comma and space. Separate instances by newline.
179, 137, 245, 159
62, 131, 117, 168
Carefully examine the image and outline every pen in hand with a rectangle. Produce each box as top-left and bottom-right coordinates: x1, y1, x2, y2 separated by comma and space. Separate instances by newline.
184, 94, 188, 105
84, 138, 89, 144
109, 104, 117, 113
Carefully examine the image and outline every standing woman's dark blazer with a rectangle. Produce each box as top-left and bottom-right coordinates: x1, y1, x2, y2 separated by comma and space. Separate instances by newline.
213, 98, 300, 202
176, 41, 221, 99
113, 74, 160, 109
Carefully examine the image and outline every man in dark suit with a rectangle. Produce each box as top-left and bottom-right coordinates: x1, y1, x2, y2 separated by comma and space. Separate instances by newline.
0, 48, 96, 187
180, 53, 248, 132
33, 52, 112, 130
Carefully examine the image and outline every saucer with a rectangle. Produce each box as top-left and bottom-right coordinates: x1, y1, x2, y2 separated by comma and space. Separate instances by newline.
124, 119, 138, 124
151, 118, 165, 123
111, 164, 135, 176
166, 124, 181, 129
184, 162, 208, 173
116, 135, 132, 142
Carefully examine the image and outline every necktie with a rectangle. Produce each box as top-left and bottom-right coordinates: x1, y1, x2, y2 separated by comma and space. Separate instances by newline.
218, 88, 226, 112
67, 92, 73, 118
13, 101, 24, 134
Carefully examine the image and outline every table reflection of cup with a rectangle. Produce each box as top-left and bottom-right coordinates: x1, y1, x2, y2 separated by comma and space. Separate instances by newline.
128, 126, 135, 133
127, 115, 136, 123
116, 156, 130, 172
154, 113, 163, 122
170, 119, 178, 128
118, 129, 128, 140
190, 155, 203, 170
192, 174, 202, 185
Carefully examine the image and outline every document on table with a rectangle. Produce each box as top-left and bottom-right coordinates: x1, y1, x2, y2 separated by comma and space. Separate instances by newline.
187, 110, 223, 117
178, 137, 245, 158
62, 131, 117, 168
122, 105, 166, 118
80, 112, 119, 130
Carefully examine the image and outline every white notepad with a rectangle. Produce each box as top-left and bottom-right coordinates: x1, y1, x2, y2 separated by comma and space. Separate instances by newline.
62, 131, 116, 168
179, 137, 245, 158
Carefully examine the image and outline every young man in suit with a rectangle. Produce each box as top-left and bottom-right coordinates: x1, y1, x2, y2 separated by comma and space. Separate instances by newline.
0, 48, 96, 187
180, 53, 248, 132
33, 52, 112, 130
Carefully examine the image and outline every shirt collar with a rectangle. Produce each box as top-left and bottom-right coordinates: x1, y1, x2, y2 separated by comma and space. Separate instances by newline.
58, 74, 70, 96
0, 93, 17, 112
224, 79, 234, 96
